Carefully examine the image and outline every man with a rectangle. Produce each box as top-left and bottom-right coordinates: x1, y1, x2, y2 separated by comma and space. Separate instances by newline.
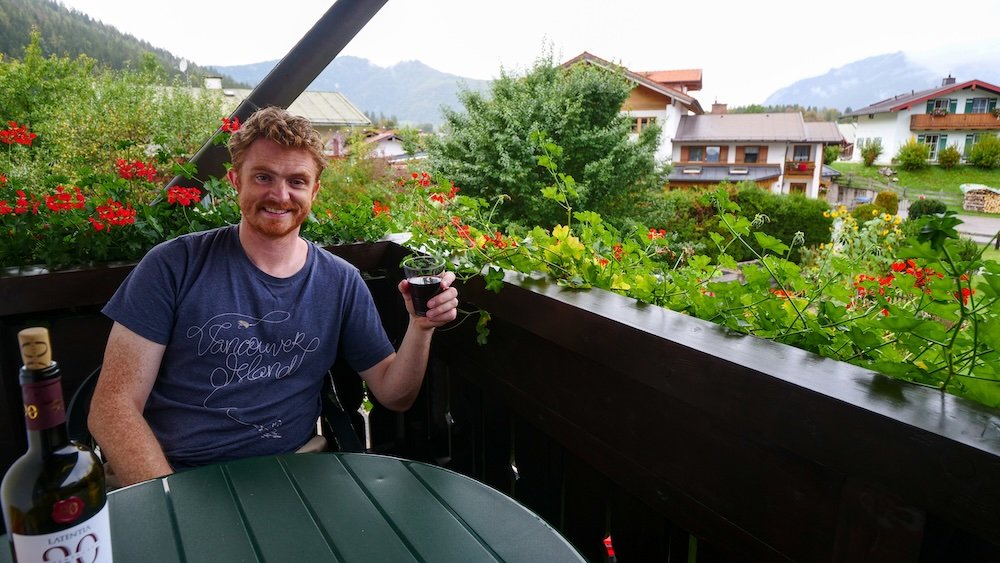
89, 107, 458, 487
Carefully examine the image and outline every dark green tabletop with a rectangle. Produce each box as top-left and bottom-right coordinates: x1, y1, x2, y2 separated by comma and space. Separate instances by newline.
2, 452, 585, 562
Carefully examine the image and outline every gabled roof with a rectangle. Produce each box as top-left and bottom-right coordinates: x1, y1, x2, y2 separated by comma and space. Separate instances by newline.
674, 113, 844, 143
841, 79, 1000, 117
638, 69, 702, 92
562, 52, 704, 114
221, 89, 371, 127
364, 130, 402, 144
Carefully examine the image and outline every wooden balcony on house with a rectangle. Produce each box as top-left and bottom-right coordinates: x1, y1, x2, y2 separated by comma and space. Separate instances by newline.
784, 161, 815, 175
3, 241, 1000, 562
911, 112, 1000, 131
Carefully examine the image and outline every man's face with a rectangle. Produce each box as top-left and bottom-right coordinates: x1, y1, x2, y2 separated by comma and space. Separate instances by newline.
228, 138, 320, 239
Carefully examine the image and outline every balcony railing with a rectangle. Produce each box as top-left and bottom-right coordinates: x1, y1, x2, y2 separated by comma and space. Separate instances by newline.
910, 112, 1000, 131
2, 242, 1000, 562
784, 161, 815, 175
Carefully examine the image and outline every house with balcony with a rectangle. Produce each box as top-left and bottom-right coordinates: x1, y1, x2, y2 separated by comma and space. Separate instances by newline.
841, 76, 1000, 165
667, 110, 844, 199
561, 52, 705, 162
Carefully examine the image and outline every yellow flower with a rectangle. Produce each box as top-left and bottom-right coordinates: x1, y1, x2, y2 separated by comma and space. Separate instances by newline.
823, 211, 831, 218
894, 216, 902, 225
831, 211, 839, 218
871, 209, 879, 216
881, 229, 889, 236
883, 214, 892, 221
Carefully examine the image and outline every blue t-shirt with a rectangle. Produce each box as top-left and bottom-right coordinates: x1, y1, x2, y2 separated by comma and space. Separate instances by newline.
102, 225, 394, 469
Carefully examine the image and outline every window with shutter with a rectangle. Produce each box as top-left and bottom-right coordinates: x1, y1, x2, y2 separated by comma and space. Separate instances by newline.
948, 99, 958, 113
966, 99, 975, 114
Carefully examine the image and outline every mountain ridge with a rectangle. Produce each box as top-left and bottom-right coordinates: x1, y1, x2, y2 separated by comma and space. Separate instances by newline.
764, 50, 1000, 112
211, 57, 490, 128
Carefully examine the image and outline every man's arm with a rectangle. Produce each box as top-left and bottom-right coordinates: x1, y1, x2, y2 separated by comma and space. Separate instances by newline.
88, 322, 172, 486
359, 272, 459, 411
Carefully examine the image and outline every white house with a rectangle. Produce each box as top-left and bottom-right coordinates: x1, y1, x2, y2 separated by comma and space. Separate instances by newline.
667, 111, 844, 199
562, 52, 704, 162
841, 76, 1000, 165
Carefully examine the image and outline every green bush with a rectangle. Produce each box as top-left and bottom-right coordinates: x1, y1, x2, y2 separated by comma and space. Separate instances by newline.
893, 138, 930, 170
627, 188, 715, 257
906, 198, 947, 219
859, 138, 883, 166
968, 134, 1000, 169
727, 185, 832, 263
937, 145, 962, 169
851, 203, 880, 222
428, 50, 661, 228
823, 145, 841, 165
874, 190, 899, 214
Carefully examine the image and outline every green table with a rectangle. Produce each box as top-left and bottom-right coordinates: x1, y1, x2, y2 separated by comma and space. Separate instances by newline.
2, 453, 585, 562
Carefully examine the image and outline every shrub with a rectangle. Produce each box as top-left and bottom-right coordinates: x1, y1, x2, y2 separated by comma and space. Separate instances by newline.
859, 138, 883, 166
968, 134, 1000, 169
823, 145, 841, 165
906, 198, 947, 220
874, 190, 899, 214
851, 203, 880, 222
937, 145, 962, 169
428, 50, 661, 228
728, 184, 832, 263
893, 138, 930, 170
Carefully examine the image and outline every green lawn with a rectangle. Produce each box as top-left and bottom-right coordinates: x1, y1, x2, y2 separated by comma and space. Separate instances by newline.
830, 162, 1000, 196
983, 242, 1000, 262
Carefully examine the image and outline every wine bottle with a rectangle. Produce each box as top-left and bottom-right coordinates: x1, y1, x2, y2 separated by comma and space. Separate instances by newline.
1, 327, 112, 562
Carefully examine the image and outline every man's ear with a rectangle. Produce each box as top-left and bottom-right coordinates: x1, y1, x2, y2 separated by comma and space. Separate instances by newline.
312, 181, 320, 201
227, 168, 240, 192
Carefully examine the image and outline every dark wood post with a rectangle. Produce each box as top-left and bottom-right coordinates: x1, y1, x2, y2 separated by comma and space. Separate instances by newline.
166, 0, 389, 188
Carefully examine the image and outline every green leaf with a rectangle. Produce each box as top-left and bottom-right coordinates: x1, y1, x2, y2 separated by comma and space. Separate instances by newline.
753, 232, 789, 254
717, 253, 738, 271
879, 315, 922, 331
688, 254, 712, 271
540, 186, 563, 202
483, 267, 506, 293
475, 310, 492, 346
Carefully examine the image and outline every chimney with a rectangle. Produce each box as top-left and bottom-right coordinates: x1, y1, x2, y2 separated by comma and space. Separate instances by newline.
711, 102, 728, 114
204, 76, 223, 90
941, 75, 956, 87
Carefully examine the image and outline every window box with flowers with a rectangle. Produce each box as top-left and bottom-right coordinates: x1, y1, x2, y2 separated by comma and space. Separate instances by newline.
931, 108, 949, 117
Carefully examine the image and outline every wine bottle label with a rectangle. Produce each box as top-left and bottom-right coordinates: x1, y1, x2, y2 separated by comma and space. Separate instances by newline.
20, 378, 66, 431
11, 502, 112, 562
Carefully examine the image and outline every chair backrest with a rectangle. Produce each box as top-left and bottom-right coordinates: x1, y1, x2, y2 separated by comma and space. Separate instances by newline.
66, 365, 101, 451
321, 358, 365, 453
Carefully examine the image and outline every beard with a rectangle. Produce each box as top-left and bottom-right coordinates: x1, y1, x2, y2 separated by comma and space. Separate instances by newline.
239, 198, 311, 239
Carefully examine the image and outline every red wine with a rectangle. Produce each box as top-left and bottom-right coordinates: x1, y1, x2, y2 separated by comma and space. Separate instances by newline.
2, 327, 111, 562
408, 275, 443, 316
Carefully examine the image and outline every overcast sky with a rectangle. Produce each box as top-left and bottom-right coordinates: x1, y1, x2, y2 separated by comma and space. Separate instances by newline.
57, 0, 1000, 107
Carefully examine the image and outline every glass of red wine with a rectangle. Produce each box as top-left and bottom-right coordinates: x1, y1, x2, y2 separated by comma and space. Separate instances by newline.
401, 254, 446, 316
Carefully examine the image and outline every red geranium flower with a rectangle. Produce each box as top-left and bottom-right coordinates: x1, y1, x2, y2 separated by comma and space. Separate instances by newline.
221, 116, 241, 133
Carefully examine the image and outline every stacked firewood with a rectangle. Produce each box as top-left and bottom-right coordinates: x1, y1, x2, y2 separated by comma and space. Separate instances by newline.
963, 189, 1000, 213
985, 192, 1000, 214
